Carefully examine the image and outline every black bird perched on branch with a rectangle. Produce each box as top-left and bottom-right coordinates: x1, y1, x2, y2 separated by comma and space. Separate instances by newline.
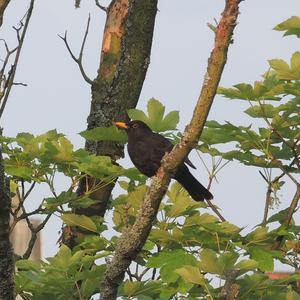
113, 120, 213, 201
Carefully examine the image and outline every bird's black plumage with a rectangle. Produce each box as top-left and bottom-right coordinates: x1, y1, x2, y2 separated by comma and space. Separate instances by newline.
114, 120, 213, 201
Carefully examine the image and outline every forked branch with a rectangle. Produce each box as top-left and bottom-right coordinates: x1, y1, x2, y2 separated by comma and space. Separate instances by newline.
0, 0, 34, 121
58, 15, 93, 85
95, 0, 107, 12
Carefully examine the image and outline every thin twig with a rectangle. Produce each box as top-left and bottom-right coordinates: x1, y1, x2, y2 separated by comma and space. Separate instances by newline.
58, 15, 93, 85
196, 150, 227, 221
260, 170, 285, 226
95, 0, 107, 12
0, 0, 34, 120
12, 82, 27, 86
207, 199, 226, 222
22, 213, 52, 259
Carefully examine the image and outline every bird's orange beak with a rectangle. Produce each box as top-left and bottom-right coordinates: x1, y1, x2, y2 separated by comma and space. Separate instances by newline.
112, 121, 129, 129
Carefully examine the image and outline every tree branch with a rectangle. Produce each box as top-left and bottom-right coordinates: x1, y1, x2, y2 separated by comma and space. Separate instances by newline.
58, 15, 93, 85
21, 213, 52, 260
100, 1, 241, 299
0, 0, 34, 121
95, 0, 107, 12
260, 170, 285, 226
285, 184, 300, 227
218, 269, 240, 300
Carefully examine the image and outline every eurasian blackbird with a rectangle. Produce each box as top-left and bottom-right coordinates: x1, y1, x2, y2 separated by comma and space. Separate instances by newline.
113, 120, 213, 201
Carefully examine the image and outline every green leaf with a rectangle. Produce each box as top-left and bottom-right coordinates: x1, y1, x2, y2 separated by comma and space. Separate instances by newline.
44, 137, 74, 162
147, 98, 165, 126
5, 165, 33, 180
247, 226, 269, 244
10, 181, 19, 193
48, 244, 72, 269
77, 155, 123, 179
160, 110, 180, 131
291, 51, 300, 70
218, 252, 239, 273
61, 213, 98, 233
249, 247, 274, 272
122, 280, 161, 298
128, 98, 179, 132
16, 260, 41, 272
269, 59, 290, 78
274, 16, 300, 38
199, 249, 222, 274
267, 208, 289, 224
235, 259, 258, 273
147, 249, 197, 283
166, 182, 198, 218
269, 53, 300, 80
69, 196, 96, 209
286, 287, 300, 300
175, 266, 205, 285
127, 108, 148, 123
80, 265, 106, 297
79, 126, 127, 143
218, 78, 284, 101
244, 104, 278, 118
218, 222, 241, 234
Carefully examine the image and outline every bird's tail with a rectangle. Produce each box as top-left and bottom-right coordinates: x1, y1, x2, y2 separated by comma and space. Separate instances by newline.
175, 167, 213, 201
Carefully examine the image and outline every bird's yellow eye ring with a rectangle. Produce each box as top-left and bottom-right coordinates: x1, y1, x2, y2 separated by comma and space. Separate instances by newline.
132, 123, 139, 128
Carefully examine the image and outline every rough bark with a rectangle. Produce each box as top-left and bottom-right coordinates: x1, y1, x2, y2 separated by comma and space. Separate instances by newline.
0, 147, 15, 300
100, 0, 241, 299
285, 184, 300, 227
62, 0, 158, 247
88, 0, 158, 158
0, 0, 10, 27
218, 270, 240, 300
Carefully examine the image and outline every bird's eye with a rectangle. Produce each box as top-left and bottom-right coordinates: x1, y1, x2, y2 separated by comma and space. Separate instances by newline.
132, 123, 139, 128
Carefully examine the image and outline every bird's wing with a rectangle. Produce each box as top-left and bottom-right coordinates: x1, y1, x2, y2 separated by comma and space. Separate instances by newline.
152, 133, 197, 169
128, 140, 161, 177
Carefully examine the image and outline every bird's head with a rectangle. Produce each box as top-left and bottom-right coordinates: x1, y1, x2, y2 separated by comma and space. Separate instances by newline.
113, 120, 152, 137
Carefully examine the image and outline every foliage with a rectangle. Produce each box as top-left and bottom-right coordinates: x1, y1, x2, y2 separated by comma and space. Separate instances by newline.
4, 17, 300, 299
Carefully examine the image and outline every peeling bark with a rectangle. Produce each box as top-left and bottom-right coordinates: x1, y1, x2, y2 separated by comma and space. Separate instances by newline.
0, 0, 10, 27
100, 1, 241, 299
87, 0, 158, 159
0, 147, 15, 300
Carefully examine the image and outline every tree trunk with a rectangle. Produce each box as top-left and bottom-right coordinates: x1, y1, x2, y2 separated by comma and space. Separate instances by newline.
0, 147, 15, 300
0, 0, 10, 27
62, 0, 158, 247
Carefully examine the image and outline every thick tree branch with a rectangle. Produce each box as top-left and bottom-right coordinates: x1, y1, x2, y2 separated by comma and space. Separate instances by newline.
100, 0, 241, 299
0, 0, 10, 27
218, 269, 240, 300
0, 145, 15, 299
285, 184, 300, 227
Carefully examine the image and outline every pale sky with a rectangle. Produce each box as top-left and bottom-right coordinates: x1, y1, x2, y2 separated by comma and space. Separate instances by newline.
1, 0, 299, 263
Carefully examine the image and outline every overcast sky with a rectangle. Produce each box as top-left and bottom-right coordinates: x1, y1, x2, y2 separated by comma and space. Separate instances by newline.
1, 0, 299, 264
